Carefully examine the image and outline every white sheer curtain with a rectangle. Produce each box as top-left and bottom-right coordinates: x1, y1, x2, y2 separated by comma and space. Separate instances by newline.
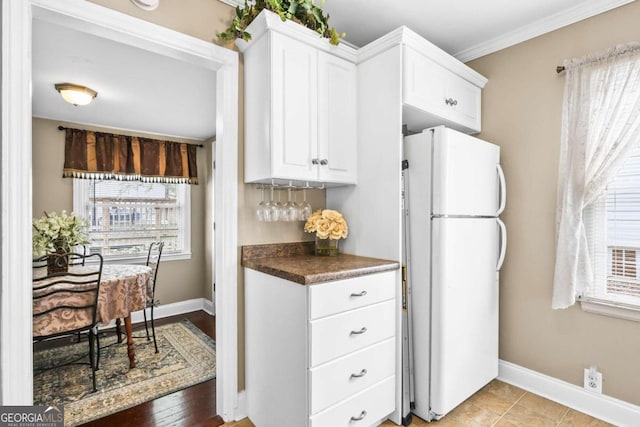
553, 42, 640, 309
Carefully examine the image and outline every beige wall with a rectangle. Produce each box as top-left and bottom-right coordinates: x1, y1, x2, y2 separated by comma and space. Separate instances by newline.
32, 118, 211, 305
468, 1, 640, 405
87, 0, 327, 389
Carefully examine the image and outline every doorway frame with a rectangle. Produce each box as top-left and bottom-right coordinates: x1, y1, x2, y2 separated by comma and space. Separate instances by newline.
1, 0, 239, 421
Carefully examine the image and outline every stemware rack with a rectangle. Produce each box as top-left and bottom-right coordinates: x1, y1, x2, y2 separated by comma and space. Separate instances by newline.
253, 181, 326, 191
254, 181, 319, 222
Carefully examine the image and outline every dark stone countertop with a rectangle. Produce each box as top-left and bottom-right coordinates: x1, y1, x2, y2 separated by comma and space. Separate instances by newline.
241, 242, 400, 285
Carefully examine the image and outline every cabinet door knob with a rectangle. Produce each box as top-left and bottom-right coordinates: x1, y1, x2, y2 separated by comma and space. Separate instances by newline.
350, 410, 367, 422
320, 159, 328, 166
350, 290, 367, 297
445, 97, 458, 106
350, 369, 368, 379
311, 158, 319, 165
350, 327, 367, 335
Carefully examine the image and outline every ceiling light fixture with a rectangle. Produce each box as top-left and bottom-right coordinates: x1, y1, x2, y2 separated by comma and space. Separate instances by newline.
54, 83, 98, 106
130, 0, 160, 11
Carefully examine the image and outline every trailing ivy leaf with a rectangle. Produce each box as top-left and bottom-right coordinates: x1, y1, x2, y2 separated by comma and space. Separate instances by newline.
287, 2, 297, 15
217, 0, 341, 46
329, 27, 339, 46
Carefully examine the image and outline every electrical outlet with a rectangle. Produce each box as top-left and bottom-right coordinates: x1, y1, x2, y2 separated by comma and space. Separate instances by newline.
584, 367, 603, 393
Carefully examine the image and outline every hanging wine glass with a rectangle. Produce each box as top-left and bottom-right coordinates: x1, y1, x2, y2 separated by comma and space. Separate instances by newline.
276, 189, 287, 221
299, 188, 312, 221
256, 186, 266, 221
265, 187, 279, 222
284, 188, 298, 221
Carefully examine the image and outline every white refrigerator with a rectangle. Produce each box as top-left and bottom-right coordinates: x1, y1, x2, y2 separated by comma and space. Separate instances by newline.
403, 125, 507, 421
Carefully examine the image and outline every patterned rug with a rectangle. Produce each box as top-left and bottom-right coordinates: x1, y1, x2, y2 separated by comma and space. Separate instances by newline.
33, 320, 216, 426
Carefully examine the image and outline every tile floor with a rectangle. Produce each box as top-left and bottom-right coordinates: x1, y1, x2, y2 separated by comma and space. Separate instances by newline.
221, 380, 613, 427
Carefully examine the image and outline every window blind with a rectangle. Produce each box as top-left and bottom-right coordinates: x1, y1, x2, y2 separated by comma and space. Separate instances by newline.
605, 144, 640, 299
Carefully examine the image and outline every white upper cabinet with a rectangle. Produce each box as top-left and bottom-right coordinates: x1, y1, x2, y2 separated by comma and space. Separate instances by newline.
270, 33, 318, 182
359, 27, 487, 135
317, 52, 357, 184
404, 46, 482, 133
238, 11, 358, 186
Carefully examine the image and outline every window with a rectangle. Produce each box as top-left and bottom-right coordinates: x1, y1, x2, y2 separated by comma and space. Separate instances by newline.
585, 145, 640, 305
74, 179, 191, 261
553, 43, 640, 316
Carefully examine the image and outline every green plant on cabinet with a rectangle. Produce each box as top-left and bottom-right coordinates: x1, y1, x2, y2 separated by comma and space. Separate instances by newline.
217, 0, 344, 45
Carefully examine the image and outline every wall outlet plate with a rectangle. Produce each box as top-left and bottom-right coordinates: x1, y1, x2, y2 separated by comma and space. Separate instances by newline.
584, 368, 603, 394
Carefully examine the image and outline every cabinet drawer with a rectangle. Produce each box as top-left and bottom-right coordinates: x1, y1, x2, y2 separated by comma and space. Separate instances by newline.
309, 271, 395, 320
310, 376, 395, 427
310, 338, 395, 414
310, 300, 395, 366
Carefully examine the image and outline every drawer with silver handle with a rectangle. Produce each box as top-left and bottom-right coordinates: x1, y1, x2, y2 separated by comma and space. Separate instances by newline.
309, 376, 395, 427
309, 338, 395, 414
308, 270, 395, 320
309, 299, 395, 367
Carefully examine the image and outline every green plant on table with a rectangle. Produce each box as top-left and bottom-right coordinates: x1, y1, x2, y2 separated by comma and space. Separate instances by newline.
32, 210, 89, 257
217, 0, 344, 46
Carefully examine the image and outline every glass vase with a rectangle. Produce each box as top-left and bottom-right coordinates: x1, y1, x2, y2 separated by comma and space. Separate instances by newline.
315, 236, 339, 256
47, 248, 69, 275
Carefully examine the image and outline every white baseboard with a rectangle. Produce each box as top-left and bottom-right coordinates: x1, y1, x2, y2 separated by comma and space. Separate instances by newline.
202, 298, 215, 316
235, 390, 247, 421
99, 298, 213, 329
499, 360, 640, 427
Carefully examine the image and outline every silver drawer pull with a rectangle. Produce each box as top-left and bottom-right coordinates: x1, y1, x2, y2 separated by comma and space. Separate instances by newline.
350, 410, 367, 422
350, 290, 367, 297
350, 369, 368, 379
350, 327, 367, 335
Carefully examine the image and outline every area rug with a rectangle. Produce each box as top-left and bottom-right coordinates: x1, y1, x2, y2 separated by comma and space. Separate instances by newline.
33, 319, 216, 426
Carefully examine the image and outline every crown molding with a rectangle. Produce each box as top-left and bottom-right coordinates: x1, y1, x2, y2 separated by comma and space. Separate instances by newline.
218, 0, 244, 6
454, 0, 635, 62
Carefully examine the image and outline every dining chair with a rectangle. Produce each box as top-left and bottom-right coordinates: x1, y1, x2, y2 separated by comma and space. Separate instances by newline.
32, 252, 104, 392
144, 241, 164, 353
115, 241, 164, 353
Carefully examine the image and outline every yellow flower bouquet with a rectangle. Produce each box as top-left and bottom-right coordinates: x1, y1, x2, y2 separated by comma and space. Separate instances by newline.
304, 209, 348, 255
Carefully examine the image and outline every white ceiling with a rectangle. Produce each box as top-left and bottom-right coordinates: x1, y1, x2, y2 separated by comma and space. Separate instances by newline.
223, 0, 634, 61
33, 0, 632, 140
322, 0, 635, 60
32, 19, 217, 141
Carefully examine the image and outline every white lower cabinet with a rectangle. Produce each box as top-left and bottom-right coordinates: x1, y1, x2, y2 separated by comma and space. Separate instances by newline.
310, 377, 396, 427
245, 269, 396, 427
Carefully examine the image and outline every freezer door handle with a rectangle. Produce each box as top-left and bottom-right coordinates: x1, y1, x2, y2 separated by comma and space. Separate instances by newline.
497, 164, 507, 215
497, 218, 507, 271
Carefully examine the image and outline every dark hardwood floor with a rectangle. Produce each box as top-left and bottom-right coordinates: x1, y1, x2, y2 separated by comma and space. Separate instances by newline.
61, 310, 223, 427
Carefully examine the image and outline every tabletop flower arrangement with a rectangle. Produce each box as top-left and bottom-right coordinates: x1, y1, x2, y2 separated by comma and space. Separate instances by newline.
304, 209, 348, 256
33, 210, 89, 273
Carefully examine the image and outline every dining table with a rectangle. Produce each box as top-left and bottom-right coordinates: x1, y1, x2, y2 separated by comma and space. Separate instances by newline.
33, 263, 153, 369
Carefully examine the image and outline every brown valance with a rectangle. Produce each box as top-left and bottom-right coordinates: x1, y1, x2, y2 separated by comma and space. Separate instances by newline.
62, 127, 199, 184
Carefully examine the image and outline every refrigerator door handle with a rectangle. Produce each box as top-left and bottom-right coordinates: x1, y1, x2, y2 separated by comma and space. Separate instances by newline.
496, 218, 507, 271
497, 164, 507, 215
